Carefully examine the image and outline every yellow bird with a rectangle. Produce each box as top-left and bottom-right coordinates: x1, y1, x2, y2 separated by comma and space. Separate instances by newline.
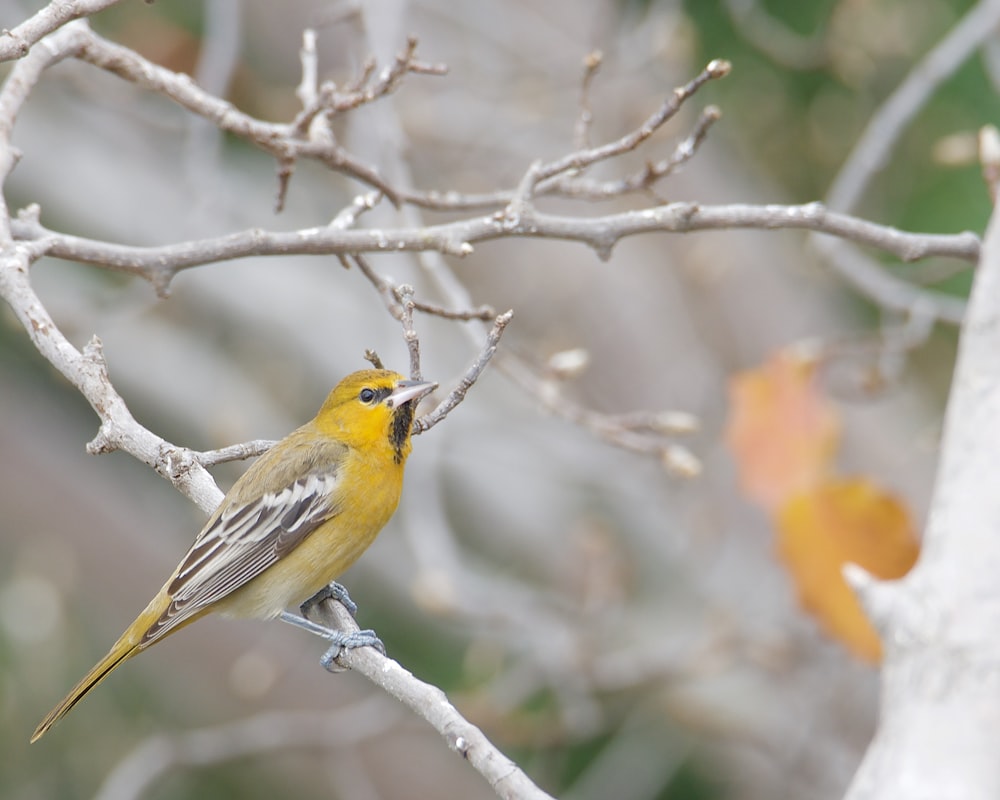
31, 369, 435, 742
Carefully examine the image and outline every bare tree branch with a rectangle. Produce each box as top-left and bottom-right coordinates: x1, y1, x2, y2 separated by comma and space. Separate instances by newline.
305, 597, 557, 800
66, 22, 446, 206
573, 49, 603, 150
409, 298, 496, 321
194, 440, 276, 467
3, 21, 975, 335
0, 15, 88, 229
278, 34, 447, 210
0, 0, 121, 61
10, 202, 978, 306
525, 58, 731, 191
0, 21, 228, 511
0, 267, 224, 513
827, 0, 1000, 213
811, 0, 1000, 331
550, 104, 722, 201
496, 351, 702, 477
394, 284, 423, 380
413, 310, 514, 435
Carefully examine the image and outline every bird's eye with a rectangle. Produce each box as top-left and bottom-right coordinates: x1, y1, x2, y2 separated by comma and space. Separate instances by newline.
359, 387, 377, 404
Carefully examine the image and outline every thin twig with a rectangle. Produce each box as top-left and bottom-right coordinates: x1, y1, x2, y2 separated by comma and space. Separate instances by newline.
275, 28, 324, 213
410, 298, 496, 320
194, 439, 276, 467
499, 353, 702, 477
295, 28, 319, 109
413, 311, 514, 435
394, 283, 422, 380
402, 103, 722, 208
71, 23, 407, 204
341, 56, 377, 95
551, 104, 723, 199
330, 191, 384, 229
289, 36, 446, 132
529, 58, 731, 188
500, 58, 730, 213
827, 0, 1000, 213
330, 36, 448, 113
352, 253, 507, 391
351, 253, 404, 319
573, 50, 603, 150
351, 251, 497, 325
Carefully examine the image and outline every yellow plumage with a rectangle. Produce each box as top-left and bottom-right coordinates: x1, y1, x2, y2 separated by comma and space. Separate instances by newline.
31, 369, 434, 742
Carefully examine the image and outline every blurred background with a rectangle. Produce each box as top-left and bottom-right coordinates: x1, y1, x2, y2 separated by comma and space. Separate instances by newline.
0, 0, 990, 798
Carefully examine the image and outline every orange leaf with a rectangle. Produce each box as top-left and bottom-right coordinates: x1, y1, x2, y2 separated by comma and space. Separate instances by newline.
725, 351, 840, 511
777, 478, 920, 662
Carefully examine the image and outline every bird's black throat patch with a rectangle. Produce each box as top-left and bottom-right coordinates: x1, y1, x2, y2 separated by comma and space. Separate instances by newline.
390, 402, 416, 463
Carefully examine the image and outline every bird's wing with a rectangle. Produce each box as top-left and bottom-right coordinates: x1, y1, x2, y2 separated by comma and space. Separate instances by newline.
141, 470, 341, 644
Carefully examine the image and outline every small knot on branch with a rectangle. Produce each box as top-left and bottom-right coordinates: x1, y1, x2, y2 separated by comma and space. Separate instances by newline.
448, 732, 471, 758
16, 203, 41, 225
151, 270, 174, 299
159, 444, 198, 484
82, 335, 110, 379
86, 422, 117, 455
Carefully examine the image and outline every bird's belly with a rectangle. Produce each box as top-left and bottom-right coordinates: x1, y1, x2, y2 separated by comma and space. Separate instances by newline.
214, 519, 385, 619
215, 454, 403, 620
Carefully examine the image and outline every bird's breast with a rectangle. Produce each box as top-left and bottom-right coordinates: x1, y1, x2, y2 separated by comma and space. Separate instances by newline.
217, 448, 405, 620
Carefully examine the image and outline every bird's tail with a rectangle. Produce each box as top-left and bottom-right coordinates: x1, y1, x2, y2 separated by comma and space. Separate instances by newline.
30, 626, 144, 743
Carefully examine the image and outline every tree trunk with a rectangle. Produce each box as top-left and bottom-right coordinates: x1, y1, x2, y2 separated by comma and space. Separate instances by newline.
846, 202, 1000, 799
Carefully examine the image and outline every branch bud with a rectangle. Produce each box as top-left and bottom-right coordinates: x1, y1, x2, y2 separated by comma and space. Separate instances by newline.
662, 444, 701, 478
547, 348, 590, 380
706, 59, 731, 78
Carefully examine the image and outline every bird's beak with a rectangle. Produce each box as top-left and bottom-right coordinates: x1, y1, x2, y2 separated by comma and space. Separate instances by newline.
386, 379, 437, 409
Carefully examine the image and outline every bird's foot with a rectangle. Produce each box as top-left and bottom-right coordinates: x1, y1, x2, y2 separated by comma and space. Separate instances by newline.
277, 611, 385, 672
301, 581, 358, 617
320, 629, 386, 672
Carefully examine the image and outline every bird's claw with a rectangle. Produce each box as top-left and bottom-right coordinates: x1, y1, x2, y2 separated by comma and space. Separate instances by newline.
301, 581, 358, 617
319, 628, 386, 672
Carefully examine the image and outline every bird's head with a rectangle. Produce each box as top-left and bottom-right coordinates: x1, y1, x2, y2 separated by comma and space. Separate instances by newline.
314, 369, 437, 462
